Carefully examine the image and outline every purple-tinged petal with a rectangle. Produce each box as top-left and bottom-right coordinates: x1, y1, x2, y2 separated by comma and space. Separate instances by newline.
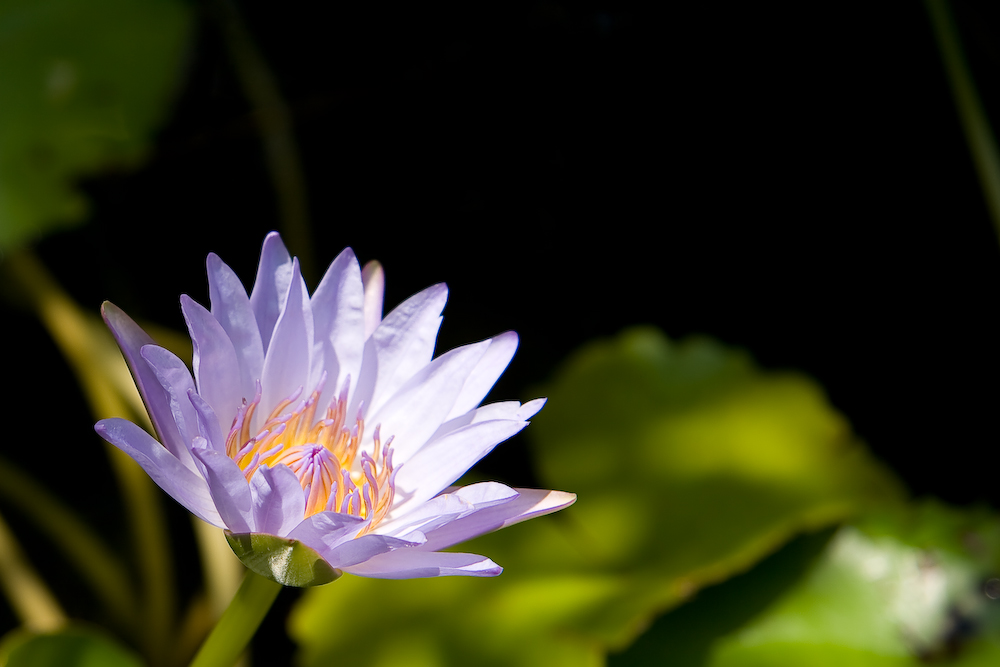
249, 464, 305, 537
208, 252, 265, 401
322, 533, 424, 569
286, 511, 366, 555
418, 488, 576, 552
389, 419, 529, 517
95, 418, 223, 527
469, 398, 546, 422
139, 345, 199, 472
101, 303, 187, 461
188, 391, 225, 453
375, 492, 475, 539
249, 232, 293, 353
451, 481, 521, 508
380, 482, 519, 541
191, 445, 253, 533
367, 339, 490, 464
428, 398, 547, 443
259, 259, 313, 424
350, 283, 448, 418
342, 550, 502, 579
445, 331, 519, 421
361, 260, 384, 339
181, 295, 243, 427
309, 248, 364, 414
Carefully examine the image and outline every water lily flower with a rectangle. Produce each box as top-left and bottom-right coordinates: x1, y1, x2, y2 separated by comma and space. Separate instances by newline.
95, 233, 574, 584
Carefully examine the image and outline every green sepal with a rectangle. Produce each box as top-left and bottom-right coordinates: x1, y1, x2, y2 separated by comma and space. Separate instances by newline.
225, 531, 341, 588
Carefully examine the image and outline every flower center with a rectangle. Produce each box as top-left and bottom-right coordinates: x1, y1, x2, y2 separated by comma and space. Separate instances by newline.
224, 376, 396, 529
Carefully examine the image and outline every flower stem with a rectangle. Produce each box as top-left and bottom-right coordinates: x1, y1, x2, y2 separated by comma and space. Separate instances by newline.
189, 572, 282, 667
926, 0, 1000, 243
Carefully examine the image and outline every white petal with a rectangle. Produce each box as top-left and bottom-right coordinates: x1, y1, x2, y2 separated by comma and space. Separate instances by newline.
322, 533, 423, 569
375, 492, 474, 539
351, 283, 447, 418
419, 488, 576, 552
341, 550, 502, 579
249, 232, 293, 353
367, 339, 490, 465
208, 252, 265, 400
428, 398, 547, 443
361, 260, 385, 338
389, 419, 528, 518
259, 259, 313, 426
445, 331, 519, 420
286, 511, 366, 555
309, 248, 364, 416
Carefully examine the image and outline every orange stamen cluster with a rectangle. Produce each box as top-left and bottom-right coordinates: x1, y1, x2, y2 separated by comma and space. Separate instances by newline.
224, 377, 396, 530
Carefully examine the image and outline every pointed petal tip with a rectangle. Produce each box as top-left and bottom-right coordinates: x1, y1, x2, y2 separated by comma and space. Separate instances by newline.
336, 246, 359, 263
493, 330, 519, 345
480, 561, 503, 577
100, 300, 133, 331
551, 490, 577, 509
429, 282, 448, 300
520, 397, 547, 420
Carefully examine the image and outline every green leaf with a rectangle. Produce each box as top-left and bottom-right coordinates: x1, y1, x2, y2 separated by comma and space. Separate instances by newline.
225, 531, 341, 588
291, 327, 903, 666
521, 327, 904, 646
609, 528, 838, 666
0, 0, 192, 248
2, 626, 143, 667
705, 501, 1000, 666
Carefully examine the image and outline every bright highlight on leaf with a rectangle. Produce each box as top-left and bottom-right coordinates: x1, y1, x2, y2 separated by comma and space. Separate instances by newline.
706, 502, 1000, 666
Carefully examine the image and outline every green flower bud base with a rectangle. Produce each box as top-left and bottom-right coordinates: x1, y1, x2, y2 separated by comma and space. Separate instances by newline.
225, 531, 342, 588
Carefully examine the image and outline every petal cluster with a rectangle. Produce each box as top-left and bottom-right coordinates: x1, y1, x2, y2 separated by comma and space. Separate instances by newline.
95, 233, 574, 580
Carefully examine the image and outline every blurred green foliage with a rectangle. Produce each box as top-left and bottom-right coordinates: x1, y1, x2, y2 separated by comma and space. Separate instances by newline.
0, 0, 191, 249
703, 502, 1000, 666
290, 327, 905, 666
1, 626, 143, 667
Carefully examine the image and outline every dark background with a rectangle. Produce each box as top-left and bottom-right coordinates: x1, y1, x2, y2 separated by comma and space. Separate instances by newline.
7, 0, 1000, 651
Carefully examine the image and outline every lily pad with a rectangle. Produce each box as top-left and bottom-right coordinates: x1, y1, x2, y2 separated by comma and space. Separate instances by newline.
705, 501, 1000, 666
0, 0, 191, 248
225, 532, 341, 588
520, 327, 904, 646
291, 327, 903, 665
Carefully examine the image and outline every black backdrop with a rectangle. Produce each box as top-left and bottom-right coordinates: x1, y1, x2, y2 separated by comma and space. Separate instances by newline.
8, 0, 1000, 645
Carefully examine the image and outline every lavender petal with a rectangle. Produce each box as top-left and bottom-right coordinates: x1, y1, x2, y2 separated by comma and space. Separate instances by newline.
207, 252, 265, 401
342, 550, 502, 579
181, 295, 243, 427
249, 464, 306, 537
191, 446, 253, 532
249, 231, 293, 353
95, 418, 223, 527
